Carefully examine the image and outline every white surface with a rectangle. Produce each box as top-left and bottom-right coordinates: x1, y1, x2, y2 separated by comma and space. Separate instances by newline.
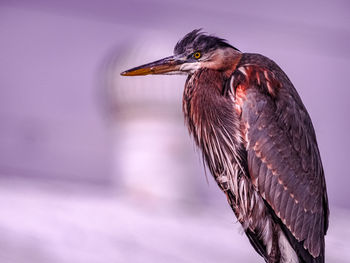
0, 178, 348, 263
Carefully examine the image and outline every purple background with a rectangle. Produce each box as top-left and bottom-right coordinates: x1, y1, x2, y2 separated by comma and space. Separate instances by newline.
0, 0, 349, 262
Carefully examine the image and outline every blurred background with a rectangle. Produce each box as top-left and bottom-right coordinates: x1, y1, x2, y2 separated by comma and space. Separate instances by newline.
0, 0, 349, 262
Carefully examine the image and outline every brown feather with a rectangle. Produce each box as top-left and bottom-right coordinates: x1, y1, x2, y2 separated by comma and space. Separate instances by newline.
183, 52, 328, 263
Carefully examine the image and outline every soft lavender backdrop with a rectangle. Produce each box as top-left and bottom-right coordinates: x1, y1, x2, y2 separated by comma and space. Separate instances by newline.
0, 0, 349, 262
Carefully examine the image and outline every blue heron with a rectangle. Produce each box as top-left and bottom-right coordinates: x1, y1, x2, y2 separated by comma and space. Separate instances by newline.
121, 29, 329, 263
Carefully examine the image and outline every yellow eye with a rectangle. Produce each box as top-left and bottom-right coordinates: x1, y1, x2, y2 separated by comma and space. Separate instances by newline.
193, 52, 201, 59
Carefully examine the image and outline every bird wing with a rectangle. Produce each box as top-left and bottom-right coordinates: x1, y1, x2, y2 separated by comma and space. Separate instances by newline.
230, 59, 329, 259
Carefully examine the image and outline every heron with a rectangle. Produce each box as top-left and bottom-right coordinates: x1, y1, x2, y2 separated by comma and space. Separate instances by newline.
121, 29, 329, 263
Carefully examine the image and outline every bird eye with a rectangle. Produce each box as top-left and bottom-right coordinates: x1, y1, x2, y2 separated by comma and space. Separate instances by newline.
193, 52, 201, 59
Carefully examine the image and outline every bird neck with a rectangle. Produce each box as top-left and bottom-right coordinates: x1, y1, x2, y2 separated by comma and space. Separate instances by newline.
199, 48, 242, 79
183, 68, 242, 144
182, 67, 246, 189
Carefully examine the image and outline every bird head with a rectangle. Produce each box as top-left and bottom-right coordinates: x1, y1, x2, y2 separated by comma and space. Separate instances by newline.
121, 29, 241, 76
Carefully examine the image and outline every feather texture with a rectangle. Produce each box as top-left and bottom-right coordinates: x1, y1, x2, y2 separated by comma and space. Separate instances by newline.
183, 53, 329, 263
235, 54, 328, 261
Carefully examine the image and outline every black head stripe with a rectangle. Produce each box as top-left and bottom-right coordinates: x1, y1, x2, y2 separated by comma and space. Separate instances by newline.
174, 29, 239, 56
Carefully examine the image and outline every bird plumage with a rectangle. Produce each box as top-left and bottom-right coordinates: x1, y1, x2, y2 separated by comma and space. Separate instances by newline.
183, 52, 329, 263
121, 29, 329, 263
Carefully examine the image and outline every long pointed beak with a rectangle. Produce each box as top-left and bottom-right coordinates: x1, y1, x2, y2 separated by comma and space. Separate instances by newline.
120, 56, 183, 76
